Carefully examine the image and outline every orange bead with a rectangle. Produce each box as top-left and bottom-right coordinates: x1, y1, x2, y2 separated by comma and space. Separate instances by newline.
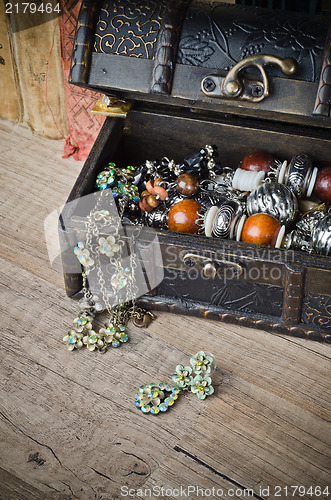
241, 214, 281, 246
168, 199, 201, 234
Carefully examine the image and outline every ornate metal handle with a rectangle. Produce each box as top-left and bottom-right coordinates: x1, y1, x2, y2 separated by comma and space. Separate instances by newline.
202, 54, 297, 103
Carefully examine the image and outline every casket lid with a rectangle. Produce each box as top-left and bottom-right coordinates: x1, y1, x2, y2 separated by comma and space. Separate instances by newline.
70, 0, 331, 128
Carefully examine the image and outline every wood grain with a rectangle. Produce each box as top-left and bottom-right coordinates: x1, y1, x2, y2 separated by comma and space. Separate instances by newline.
0, 118, 330, 499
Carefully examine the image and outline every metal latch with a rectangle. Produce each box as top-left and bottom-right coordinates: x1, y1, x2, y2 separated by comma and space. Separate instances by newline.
91, 94, 132, 118
183, 252, 244, 278
201, 54, 297, 103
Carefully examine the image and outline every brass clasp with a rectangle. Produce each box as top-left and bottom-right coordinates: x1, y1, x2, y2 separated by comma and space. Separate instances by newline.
201, 54, 297, 103
91, 94, 132, 118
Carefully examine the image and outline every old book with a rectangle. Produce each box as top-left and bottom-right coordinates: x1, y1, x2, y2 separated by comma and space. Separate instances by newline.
0, 1, 21, 123
8, 2, 67, 138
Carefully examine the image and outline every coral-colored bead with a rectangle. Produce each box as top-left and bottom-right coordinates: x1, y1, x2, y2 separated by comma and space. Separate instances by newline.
241, 152, 275, 173
176, 173, 199, 196
241, 214, 281, 246
313, 166, 331, 204
168, 199, 201, 234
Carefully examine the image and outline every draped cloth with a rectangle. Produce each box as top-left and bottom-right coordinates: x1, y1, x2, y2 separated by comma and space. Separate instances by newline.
59, 0, 105, 160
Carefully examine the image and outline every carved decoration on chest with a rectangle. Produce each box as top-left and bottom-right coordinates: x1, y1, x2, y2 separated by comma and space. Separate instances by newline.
94, 0, 168, 59
177, 1, 329, 82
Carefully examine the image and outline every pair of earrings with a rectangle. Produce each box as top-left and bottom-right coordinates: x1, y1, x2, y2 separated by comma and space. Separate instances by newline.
135, 351, 215, 415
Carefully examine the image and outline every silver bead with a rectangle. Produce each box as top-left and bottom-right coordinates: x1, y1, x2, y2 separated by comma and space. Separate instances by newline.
212, 200, 241, 239
143, 207, 169, 229
284, 154, 313, 198
311, 214, 331, 256
283, 209, 326, 252
246, 182, 298, 228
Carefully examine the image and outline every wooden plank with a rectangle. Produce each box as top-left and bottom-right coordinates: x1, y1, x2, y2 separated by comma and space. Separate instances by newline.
0, 118, 330, 499
0, 468, 46, 500
0, 118, 82, 289
1, 257, 330, 499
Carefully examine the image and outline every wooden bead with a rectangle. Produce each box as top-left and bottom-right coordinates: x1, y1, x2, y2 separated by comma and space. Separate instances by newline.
139, 197, 153, 212
241, 214, 281, 247
176, 173, 199, 196
313, 166, 331, 204
241, 152, 275, 173
168, 199, 201, 234
152, 185, 168, 200
146, 194, 159, 208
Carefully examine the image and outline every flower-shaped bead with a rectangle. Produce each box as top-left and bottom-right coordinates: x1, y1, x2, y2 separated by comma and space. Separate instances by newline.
99, 322, 128, 347
172, 365, 193, 388
137, 384, 165, 408
98, 235, 121, 258
190, 374, 214, 400
134, 384, 180, 414
95, 165, 116, 190
83, 331, 104, 351
190, 351, 214, 374
74, 242, 94, 268
73, 312, 93, 333
63, 330, 84, 351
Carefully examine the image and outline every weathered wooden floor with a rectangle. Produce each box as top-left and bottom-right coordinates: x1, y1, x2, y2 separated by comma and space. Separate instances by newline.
0, 117, 330, 500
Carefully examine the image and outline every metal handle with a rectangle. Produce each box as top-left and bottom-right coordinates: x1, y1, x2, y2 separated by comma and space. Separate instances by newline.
202, 54, 297, 103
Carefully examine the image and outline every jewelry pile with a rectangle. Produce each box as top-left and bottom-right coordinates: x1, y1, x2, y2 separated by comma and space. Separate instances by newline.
95, 147, 330, 255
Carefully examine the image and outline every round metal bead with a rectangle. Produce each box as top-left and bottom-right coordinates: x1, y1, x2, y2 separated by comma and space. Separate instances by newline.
211, 200, 241, 239
246, 182, 298, 228
311, 214, 331, 256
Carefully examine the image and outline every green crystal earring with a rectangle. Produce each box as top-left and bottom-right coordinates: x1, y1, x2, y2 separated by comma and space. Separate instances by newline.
134, 351, 215, 415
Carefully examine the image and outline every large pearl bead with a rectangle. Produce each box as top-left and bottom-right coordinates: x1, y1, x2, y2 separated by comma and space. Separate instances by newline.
176, 173, 199, 196
313, 166, 331, 204
241, 151, 275, 173
168, 199, 201, 234
241, 214, 281, 246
